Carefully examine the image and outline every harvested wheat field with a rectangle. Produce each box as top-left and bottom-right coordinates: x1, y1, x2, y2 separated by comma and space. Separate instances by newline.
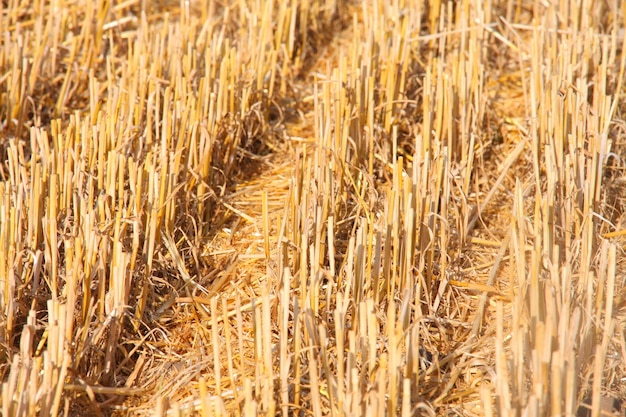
2, 0, 626, 416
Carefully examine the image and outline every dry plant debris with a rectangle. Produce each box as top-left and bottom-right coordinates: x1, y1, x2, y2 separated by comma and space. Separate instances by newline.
1, 0, 626, 416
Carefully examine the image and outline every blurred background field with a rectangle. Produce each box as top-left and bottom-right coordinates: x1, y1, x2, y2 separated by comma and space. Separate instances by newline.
1, 0, 625, 415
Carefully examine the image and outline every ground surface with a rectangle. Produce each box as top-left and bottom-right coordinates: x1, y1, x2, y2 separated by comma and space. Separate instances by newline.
1, 1, 626, 416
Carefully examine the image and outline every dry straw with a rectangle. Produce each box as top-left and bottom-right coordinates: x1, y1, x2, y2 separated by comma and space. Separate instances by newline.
1, 0, 625, 416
